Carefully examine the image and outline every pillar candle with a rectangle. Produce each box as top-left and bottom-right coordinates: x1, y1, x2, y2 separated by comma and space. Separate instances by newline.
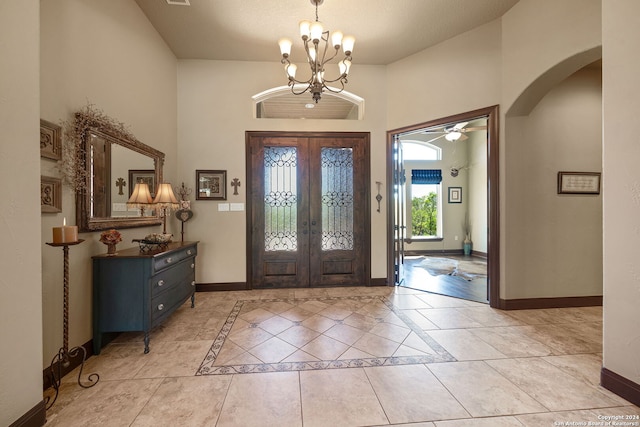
52, 217, 78, 243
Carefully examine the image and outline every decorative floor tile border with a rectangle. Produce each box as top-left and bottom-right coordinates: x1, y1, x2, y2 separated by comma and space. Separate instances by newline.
196, 295, 455, 375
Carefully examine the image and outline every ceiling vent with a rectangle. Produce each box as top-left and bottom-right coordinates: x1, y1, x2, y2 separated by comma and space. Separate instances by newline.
166, 0, 190, 5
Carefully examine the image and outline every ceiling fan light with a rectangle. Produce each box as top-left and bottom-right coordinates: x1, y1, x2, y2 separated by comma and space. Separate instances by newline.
278, 38, 292, 57
342, 35, 355, 55
445, 131, 462, 142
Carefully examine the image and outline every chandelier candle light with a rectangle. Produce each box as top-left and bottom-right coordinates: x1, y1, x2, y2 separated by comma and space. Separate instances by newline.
278, 0, 355, 103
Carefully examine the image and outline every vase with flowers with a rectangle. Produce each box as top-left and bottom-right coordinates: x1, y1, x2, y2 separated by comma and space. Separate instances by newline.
100, 229, 122, 255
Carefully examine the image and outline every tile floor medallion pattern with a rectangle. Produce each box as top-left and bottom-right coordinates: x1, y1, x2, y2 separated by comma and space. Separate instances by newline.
197, 295, 455, 375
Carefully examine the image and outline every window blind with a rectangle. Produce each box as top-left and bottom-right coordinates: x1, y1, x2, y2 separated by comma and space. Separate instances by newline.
411, 169, 442, 184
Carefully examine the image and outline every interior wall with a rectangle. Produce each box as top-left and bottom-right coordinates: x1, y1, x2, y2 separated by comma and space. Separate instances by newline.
468, 130, 488, 253
501, 0, 601, 113
386, 19, 502, 130
40, 0, 177, 366
177, 60, 388, 283
501, 0, 602, 300
602, 0, 640, 388
505, 66, 602, 299
0, 1, 42, 425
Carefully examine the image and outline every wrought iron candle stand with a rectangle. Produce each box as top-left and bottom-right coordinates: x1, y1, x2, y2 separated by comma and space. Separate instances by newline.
44, 239, 99, 410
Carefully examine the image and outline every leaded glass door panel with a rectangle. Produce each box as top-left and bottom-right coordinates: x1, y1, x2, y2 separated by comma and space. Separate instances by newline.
247, 132, 370, 288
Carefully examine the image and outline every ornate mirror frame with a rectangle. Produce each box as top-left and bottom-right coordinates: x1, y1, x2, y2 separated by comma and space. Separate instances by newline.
75, 114, 164, 232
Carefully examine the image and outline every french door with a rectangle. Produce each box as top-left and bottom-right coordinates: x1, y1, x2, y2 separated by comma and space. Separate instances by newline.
247, 132, 370, 288
392, 135, 406, 284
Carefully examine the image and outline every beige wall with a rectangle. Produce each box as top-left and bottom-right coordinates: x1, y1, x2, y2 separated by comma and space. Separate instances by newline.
501, 0, 601, 113
6, 1, 640, 423
501, 0, 603, 300
602, 0, 640, 386
468, 131, 488, 253
505, 66, 602, 299
0, 1, 42, 424
386, 20, 502, 130
40, 0, 177, 365
177, 60, 388, 282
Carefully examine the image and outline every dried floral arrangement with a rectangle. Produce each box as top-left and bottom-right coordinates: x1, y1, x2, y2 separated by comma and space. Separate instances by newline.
59, 103, 135, 191
99, 229, 122, 245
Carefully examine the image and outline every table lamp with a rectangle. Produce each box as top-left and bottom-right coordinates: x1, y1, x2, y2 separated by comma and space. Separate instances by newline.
127, 182, 153, 216
153, 183, 179, 234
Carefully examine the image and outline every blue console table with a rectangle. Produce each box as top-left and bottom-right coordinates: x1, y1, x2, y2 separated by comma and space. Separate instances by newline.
92, 241, 198, 354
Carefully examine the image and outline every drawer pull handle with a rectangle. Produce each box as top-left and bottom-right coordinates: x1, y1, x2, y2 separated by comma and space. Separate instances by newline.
158, 303, 165, 311
191, 263, 195, 269
158, 280, 165, 287
191, 281, 196, 286
165, 257, 173, 264
187, 250, 192, 255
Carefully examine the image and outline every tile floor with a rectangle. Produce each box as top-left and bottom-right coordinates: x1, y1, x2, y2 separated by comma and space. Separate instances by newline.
44, 286, 640, 426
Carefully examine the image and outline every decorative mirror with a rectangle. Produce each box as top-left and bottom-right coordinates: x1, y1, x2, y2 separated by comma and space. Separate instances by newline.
69, 108, 164, 232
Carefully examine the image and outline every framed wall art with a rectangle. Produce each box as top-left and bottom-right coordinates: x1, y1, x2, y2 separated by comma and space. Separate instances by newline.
448, 186, 462, 203
557, 171, 601, 195
40, 119, 62, 161
41, 176, 62, 213
129, 169, 156, 198
196, 170, 227, 200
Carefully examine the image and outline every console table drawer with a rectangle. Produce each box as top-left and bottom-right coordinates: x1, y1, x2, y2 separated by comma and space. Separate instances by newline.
151, 258, 195, 296
153, 245, 197, 273
151, 278, 194, 324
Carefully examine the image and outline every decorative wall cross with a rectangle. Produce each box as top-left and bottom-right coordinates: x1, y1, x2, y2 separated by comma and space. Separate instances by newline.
115, 177, 126, 195
231, 178, 241, 195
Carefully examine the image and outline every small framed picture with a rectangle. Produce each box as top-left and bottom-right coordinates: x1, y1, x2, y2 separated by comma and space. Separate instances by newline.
448, 187, 462, 203
557, 172, 601, 195
41, 176, 62, 213
129, 169, 156, 198
196, 170, 227, 200
40, 119, 62, 161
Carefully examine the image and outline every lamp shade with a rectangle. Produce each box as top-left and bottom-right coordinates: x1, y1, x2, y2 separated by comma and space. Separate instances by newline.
153, 183, 179, 208
127, 183, 153, 206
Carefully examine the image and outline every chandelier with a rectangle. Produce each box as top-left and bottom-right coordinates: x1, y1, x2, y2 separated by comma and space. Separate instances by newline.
278, 0, 355, 103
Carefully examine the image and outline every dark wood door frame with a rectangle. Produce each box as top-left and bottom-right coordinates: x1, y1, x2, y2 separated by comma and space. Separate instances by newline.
246, 131, 371, 289
386, 105, 500, 308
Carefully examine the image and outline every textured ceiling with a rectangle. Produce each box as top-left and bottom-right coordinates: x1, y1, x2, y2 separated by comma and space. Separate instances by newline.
134, 0, 519, 65
134, 0, 519, 119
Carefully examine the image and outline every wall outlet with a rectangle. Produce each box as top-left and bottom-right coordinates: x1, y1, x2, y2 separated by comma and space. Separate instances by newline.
455, 235, 459, 241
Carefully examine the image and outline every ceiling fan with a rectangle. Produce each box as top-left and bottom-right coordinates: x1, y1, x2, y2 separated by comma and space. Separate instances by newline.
422, 122, 487, 142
